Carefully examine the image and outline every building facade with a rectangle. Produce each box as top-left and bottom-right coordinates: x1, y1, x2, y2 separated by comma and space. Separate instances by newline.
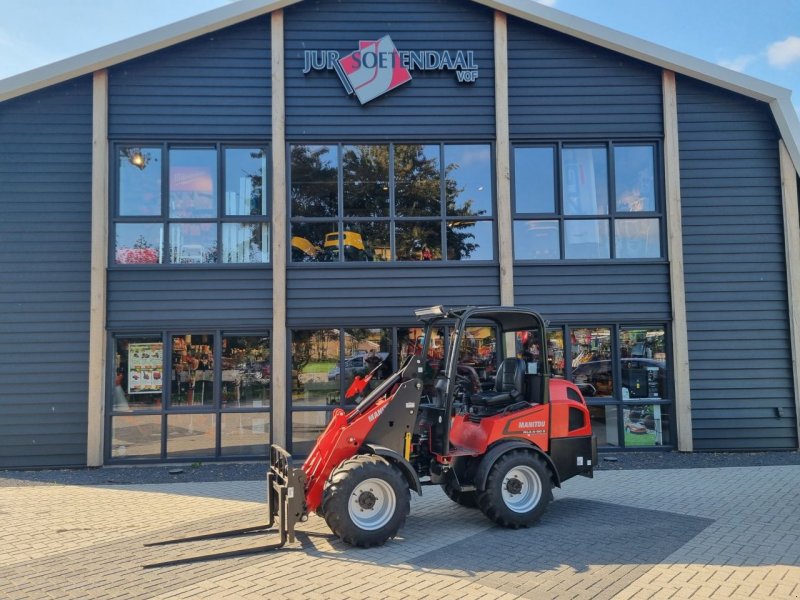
1, 0, 799, 468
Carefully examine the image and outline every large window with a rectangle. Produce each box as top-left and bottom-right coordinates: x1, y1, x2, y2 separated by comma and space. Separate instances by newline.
290, 143, 494, 263
114, 145, 269, 265
514, 323, 671, 449
513, 143, 662, 261
109, 331, 271, 461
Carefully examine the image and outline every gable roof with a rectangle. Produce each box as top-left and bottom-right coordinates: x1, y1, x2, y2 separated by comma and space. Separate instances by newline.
1, 0, 798, 173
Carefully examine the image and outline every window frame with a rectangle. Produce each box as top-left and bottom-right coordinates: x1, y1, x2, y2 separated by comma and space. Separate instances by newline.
511, 140, 665, 263
105, 329, 272, 463
554, 321, 674, 451
110, 142, 271, 268
288, 141, 497, 265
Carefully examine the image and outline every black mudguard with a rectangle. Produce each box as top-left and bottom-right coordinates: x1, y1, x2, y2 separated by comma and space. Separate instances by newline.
473, 439, 561, 492
362, 443, 423, 496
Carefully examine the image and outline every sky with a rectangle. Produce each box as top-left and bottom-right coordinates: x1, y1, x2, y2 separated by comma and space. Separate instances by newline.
0, 0, 798, 113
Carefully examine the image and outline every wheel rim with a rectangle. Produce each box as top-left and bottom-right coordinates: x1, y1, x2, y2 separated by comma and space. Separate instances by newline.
501, 465, 542, 513
348, 477, 397, 531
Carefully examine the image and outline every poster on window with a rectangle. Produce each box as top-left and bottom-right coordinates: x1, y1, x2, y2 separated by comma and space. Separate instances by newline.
128, 342, 163, 394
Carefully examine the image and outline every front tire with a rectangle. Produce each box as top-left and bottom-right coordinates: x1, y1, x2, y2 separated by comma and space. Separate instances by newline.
477, 450, 553, 528
322, 454, 410, 547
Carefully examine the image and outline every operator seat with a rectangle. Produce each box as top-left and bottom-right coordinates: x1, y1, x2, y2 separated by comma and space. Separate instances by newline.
469, 358, 526, 409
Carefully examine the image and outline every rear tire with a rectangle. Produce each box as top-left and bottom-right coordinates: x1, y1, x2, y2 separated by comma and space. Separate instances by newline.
441, 479, 478, 508
477, 450, 553, 528
322, 454, 410, 547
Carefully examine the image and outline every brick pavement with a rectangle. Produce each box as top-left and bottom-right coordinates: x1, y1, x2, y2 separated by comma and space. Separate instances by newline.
0, 465, 798, 599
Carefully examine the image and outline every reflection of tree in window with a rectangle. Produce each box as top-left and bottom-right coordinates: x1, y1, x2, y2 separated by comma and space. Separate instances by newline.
395, 145, 441, 216
395, 221, 442, 261
291, 145, 338, 217
343, 145, 389, 217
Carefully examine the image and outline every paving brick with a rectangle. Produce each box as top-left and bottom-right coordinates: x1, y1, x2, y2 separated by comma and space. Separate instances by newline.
1, 465, 799, 599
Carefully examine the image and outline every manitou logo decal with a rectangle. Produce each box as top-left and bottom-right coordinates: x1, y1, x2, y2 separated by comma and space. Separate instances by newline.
303, 36, 479, 104
367, 405, 386, 423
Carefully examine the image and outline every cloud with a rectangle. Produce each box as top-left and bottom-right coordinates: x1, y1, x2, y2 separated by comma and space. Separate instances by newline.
534, 0, 558, 6
767, 36, 800, 68
717, 54, 757, 73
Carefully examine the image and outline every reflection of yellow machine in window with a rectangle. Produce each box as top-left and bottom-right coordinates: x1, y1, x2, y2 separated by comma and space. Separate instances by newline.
291, 231, 373, 262
291, 236, 322, 262
324, 231, 372, 261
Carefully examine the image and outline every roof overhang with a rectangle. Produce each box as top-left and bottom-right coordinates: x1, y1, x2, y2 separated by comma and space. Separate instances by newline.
475, 0, 800, 175
0, 0, 301, 104
0, 0, 797, 175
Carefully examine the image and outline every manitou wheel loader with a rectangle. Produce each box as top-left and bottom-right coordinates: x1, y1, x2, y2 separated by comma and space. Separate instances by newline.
146, 306, 596, 567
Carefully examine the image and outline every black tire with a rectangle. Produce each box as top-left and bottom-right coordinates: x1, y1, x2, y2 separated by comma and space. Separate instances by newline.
322, 454, 410, 548
441, 478, 478, 508
477, 450, 553, 529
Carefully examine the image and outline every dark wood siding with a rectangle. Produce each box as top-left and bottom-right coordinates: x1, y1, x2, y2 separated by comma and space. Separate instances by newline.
507, 16, 663, 139
107, 268, 273, 331
677, 75, 796, 450
108, 17, 271, 140
287, 265, 500, 326
284, 0, 494, 141
0, 77, 93, 467
513, 263, 671, 323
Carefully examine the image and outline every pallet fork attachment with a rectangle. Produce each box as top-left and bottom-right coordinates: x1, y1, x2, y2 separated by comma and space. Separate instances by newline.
143, 445, 306, 569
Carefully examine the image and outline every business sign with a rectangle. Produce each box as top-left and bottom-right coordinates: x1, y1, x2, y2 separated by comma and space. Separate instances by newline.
303, 35, 479, 104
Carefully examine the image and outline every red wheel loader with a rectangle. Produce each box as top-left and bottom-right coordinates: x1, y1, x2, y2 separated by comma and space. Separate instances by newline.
145, 306, 596, 567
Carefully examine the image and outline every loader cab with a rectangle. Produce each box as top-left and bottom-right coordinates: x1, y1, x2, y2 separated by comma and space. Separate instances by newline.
414, 305, 551, 456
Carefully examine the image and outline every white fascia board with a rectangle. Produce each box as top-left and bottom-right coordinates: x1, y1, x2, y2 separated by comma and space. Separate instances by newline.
475, 0, 800, 176
0, 0, 301, 103
771, 95, 800, 176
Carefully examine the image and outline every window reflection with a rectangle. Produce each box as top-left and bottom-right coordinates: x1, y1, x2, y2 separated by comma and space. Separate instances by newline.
615, 218, 660, 259
221, 413, 270, 456
291, 222, 335, 263
571, 327, 612, 397
564, 219, 610, 259
445, 144, 492, 217
619, 327, 666, 399
115, 223, 163, 264
562, 147, 608, 216
399, 326, 445, 399
459, 326, 496, 392
170, 223, 218, 264
169, 148, 217, 218
623, 404, 670, 447
589, 405, 619, 447
341, 328, 393, 403
341, 223, 390, 262
514, 220, 559, 260
615, 145, 655, 212
514, 147, 555, 214
516, 328, 565, 377
114, 337, 163, 411
221, 335, 271, 408
111, 415, 162, 459
222, 223, 269, 263
119, 147, 161, 216
447, 220, 493, 261
225, 148, 266, 216
343, 145, 389, 217
171, 334, 214, 407
396, 221, 442, 261
291, 145, 338, 217
292, 329, 340, 407
289, 142, 493, 263
167, 413, 216, 457
395, 144, 441, 217
292, 410, 333, 455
